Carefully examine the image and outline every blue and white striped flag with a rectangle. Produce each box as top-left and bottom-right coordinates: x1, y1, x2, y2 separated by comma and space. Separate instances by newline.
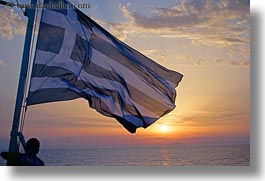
27, 0, 183, 133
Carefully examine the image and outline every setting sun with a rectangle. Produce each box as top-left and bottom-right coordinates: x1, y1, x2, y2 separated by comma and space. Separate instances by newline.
160, 124, 169, 133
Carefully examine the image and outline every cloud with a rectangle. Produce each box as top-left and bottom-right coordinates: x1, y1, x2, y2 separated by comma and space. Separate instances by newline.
107, 0, 249, 49
178, 109, 249, 127
175, 53, 204, 66
0, 7, 26, 40
215, 59, 250, 67
98, 0, 250, 68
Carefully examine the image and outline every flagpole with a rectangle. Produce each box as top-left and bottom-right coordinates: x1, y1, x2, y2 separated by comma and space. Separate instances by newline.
8, 0, 37, 153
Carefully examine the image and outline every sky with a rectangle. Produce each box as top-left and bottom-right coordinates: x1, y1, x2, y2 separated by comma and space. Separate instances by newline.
0, 0, 250, 149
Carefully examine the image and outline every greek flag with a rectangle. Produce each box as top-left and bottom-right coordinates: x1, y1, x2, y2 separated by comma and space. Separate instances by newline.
27, 0, 183, 133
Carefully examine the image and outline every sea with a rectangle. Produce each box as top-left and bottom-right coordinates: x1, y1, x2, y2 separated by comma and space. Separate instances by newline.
0, 144, 250, 166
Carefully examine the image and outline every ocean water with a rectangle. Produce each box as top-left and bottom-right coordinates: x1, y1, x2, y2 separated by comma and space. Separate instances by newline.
0, 144, 250, 166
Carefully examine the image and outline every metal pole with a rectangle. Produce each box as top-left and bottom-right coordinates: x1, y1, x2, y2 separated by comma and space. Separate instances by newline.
8, 0, 37, 153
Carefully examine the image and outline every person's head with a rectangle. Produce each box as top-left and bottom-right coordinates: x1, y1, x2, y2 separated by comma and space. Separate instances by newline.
25, 138, 40, 155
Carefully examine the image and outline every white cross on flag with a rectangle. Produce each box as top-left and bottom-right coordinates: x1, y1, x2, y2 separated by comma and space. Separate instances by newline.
27, 0, 183, 133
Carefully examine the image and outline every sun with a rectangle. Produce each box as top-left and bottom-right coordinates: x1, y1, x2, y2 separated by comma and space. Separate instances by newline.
160, 124, 169, 133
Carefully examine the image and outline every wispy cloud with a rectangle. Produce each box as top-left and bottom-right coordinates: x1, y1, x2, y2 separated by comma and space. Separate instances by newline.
215, 59, 250, 67
175, 53, 204, 66
100, 0, 250, 68
109, 0, 249, 46
176, 109, 249, 127
0, 7, 26, 40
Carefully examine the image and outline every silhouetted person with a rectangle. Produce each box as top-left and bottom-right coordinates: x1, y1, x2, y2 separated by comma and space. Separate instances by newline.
1, 136, 44, 166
